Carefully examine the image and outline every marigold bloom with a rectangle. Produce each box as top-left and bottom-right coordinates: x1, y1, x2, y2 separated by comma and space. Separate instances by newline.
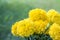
29, 8, 48, 22
34, 20, 48, 34
17, 19, 34, 37
49, 23, 60, 40
47, 9, 59, 23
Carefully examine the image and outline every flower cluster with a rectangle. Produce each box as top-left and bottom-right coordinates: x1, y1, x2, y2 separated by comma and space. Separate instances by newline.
47, 9, 60, 40
11, 8, 60, 40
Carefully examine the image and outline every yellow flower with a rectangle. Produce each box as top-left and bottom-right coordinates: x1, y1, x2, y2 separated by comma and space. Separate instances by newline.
34, 20, 48, 34
53, 14, 60, 25
49, 23, 60, 40
17, 19, 34, 37
47, 9, 59, 23
29, 8, 48, 22
11, 22, 19, 36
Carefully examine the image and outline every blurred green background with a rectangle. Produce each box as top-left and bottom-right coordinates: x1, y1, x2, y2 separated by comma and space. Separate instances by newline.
0, 0, 60, 40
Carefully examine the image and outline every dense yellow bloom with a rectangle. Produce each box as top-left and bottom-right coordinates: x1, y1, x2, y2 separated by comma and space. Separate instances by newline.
53, 14, 60, 25
49, 23, 60, 40
47, 9, 59, 23
11, 22, 18, 36
11, 8, 60, 39
29, 8, 48, 22
17, 19, 34, 37
34, 20, 48, 34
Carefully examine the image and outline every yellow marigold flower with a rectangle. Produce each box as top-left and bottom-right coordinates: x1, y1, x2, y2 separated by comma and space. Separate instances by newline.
47, 9, 59, 23
29, 8, 48, 21
49, 23, 60, 40
11, 22, 18, 36
17, 19, 34, 37
34, 20, 48, 34
53, 14, 60, 25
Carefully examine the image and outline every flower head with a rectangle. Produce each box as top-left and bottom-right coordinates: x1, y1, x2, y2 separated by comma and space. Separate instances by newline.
47, 9, 59, 23
29, 8, 48, 21
17, 19, 34, 37
49, 23, 60, 40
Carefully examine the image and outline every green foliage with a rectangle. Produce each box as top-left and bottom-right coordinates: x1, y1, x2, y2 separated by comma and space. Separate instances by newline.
28, 34, 52, 40
20, 34, 52, 40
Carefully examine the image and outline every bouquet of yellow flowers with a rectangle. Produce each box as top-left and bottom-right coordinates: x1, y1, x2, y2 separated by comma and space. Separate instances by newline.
11, 8, 60, 40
